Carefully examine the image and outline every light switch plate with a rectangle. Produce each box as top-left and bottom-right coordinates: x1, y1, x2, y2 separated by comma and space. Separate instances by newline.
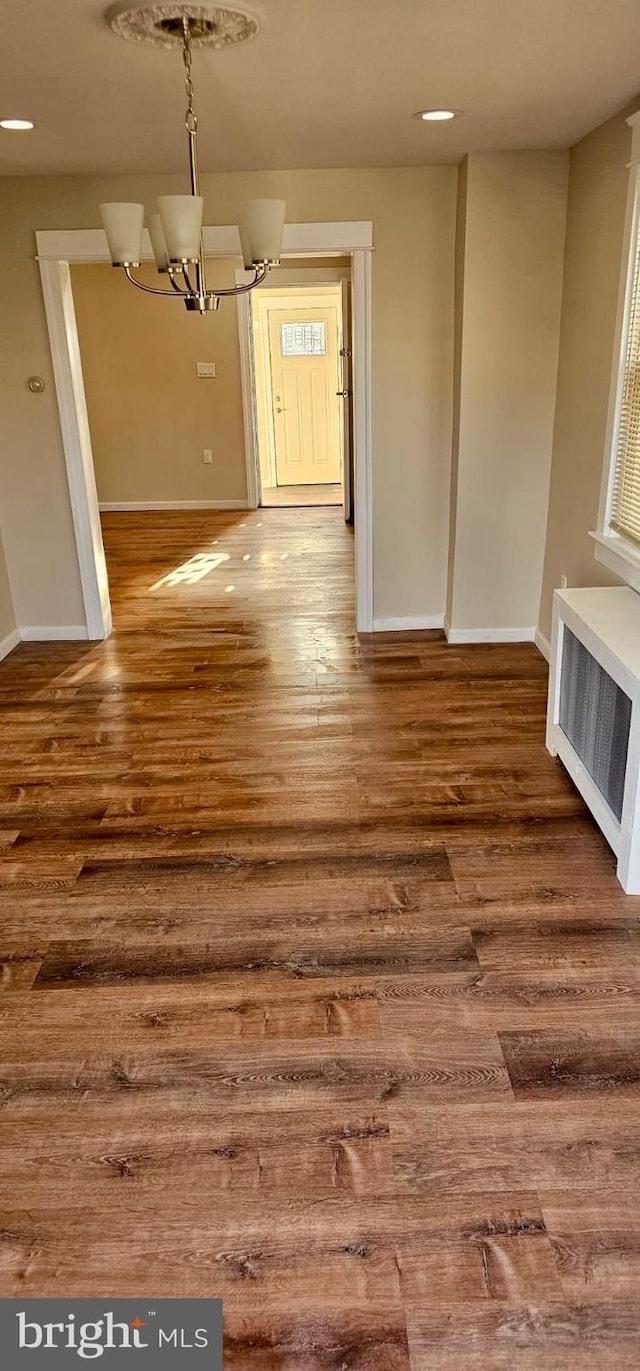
197, 362, 216, 378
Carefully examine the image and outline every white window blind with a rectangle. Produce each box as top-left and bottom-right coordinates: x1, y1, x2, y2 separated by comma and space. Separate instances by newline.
611, 220, 640, 547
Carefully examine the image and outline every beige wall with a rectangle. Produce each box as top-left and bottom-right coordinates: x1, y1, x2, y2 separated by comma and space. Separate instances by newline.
72, 260, 248, 506
11, 142, 629, 643
446, 157, 468, 626
72, 261, 351, 508
537, 109, 635, 641
447, 151, 569, 633
0, 528, 16, 647
0, 167, 456, 630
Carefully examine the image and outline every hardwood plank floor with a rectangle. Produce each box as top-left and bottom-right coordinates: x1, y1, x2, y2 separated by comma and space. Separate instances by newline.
261, 483, 343, 507
0, 507, 639, 1368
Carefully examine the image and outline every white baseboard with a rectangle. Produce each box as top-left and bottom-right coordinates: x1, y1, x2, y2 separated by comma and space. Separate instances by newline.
534, 627, 551, 661
445, 625, 536, 645
99, 500, 248, 512
372, 614, 444, 632
20, 626, 89, 642
0, 626, 20, 662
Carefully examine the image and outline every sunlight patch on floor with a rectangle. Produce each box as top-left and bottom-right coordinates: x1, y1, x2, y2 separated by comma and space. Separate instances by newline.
150, 551, 230, 590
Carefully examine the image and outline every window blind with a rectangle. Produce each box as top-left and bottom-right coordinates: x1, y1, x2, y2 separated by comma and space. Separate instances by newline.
611, 221, 640, 547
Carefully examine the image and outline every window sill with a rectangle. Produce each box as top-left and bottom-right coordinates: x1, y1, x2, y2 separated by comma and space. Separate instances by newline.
590, 529, 640, 594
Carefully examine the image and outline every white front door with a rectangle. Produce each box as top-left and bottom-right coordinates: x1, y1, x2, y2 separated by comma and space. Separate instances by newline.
267, 302, 343, 487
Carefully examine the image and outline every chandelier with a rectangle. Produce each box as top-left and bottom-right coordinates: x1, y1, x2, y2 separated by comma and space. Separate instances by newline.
99, 5, 285, 313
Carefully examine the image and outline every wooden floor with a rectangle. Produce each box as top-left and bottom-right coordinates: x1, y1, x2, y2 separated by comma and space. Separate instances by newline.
1, 507, 639, 1368
261, 483, 343, 507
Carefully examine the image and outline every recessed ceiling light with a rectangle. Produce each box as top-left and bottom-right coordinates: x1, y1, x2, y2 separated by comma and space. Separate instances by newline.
0, 118, 34, 130
415, 109, 458, 122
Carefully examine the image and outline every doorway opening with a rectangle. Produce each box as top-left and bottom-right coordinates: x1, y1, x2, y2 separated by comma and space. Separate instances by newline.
251, 280, 352, 516
36, 222, 373, 636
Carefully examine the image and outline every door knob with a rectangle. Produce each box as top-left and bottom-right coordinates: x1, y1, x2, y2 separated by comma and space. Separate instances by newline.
336, 389, 351, 398
275, 406, 287, 413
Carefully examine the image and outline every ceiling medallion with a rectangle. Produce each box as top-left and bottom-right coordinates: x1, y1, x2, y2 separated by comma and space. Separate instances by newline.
107, 3, 260, 50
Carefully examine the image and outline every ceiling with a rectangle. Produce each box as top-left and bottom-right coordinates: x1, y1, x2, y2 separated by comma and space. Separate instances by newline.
1, 0, 640, 176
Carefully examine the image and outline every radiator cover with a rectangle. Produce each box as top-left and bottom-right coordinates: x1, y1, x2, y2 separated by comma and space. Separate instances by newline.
547, 586, 640, 893
559, 626, 632, 822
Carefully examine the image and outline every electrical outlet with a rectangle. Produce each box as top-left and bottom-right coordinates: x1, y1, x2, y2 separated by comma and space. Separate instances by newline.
203, 449, 213, 464
560, 574, 568, 589
197, 362, 216, 378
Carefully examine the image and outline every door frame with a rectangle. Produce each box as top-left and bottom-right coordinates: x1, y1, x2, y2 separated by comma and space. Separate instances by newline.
249, 281, 346, 498
36, 221, 373, 638
237, 246, 372, 634
340, 277, 353, 523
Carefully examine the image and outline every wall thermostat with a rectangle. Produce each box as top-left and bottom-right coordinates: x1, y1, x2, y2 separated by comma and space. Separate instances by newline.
28, 375, 46, 393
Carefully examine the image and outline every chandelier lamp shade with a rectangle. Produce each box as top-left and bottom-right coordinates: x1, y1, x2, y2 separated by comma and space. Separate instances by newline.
99, 201, 146, 266
239, 199, 287, 270
99, 8, 286, 313
156, 194, 205, 262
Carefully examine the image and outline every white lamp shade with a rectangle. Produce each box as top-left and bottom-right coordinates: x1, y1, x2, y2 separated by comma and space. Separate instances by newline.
157, 195, 203, 262
149, 213, 169, 271
99, 202, 144, 265
239, 199, 285, 266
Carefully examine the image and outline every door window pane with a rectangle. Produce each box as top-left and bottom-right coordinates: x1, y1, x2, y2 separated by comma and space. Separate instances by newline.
280, 321, 326, 357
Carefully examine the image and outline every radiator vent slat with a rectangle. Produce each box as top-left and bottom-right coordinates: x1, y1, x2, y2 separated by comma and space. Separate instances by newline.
559, 628, 631, 822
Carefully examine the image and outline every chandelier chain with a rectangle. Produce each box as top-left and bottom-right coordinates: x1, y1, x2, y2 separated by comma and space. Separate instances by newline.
182, 19, 197, 135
